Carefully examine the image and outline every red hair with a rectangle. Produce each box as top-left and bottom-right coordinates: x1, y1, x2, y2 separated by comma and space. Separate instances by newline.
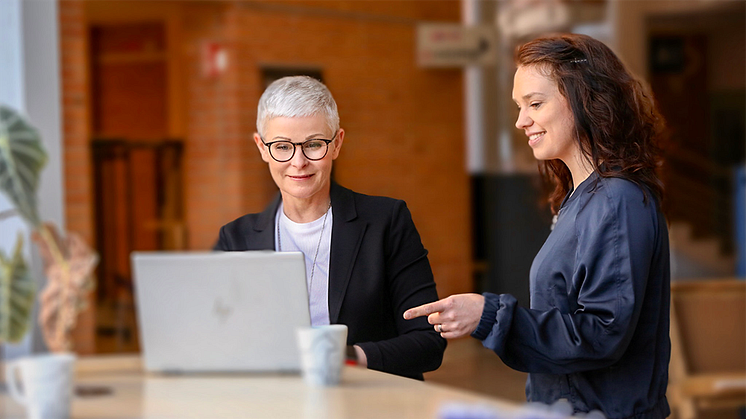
515, 33, 667, 214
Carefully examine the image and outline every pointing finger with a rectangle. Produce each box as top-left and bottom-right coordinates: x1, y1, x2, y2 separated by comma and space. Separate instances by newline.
403, 299, 447, 320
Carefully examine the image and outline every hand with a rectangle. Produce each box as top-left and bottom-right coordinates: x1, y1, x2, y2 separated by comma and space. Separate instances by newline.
353, 345, 367, 367
403, 294, 485, 339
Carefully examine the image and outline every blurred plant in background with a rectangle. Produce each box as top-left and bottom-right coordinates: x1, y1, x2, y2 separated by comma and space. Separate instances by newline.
0, 104, 97, 352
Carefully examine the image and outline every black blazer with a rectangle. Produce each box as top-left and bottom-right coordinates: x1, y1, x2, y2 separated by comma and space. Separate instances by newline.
215, 183, 446, 379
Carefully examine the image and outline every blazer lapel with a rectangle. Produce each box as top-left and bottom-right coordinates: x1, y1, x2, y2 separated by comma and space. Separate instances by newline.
249, 194, 281, 250
328, 183, 366, 324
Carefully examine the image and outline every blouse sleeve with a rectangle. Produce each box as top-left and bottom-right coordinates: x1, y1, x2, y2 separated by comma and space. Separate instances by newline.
473, 182, 658, 374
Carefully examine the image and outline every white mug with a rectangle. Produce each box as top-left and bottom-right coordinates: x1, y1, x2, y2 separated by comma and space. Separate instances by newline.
296, 324, 348, 386
5, 353, 76, 419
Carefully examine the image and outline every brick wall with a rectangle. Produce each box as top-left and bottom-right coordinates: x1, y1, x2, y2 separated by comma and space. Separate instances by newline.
59, 0, 97, 354
177, 2, 273, 253
180, 1, 472, 298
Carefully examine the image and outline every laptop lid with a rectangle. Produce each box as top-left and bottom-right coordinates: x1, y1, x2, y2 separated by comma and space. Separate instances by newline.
131, 251, 310, 373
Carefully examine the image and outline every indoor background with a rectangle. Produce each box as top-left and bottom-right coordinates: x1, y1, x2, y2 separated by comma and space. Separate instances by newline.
1, 0, 744, 417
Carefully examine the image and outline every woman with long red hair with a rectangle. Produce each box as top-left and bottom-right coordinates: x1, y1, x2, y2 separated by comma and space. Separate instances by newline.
406, 33, 670, 419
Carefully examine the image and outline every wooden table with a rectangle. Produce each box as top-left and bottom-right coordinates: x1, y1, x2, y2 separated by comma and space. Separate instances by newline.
1, 355, 524, 419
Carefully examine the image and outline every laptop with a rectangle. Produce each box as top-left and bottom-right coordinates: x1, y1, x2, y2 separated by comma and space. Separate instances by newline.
131, 251, 311, 373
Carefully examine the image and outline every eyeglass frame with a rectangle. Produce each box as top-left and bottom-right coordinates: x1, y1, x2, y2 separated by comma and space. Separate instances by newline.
259, 131, 338, 162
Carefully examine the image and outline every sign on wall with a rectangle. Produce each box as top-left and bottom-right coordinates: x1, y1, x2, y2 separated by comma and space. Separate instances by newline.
417, 24, 497, 68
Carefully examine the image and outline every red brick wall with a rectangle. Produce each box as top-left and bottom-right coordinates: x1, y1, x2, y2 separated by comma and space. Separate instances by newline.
177, 3, 267, 252
179, 1, 471, 298
59, 0, 96, 353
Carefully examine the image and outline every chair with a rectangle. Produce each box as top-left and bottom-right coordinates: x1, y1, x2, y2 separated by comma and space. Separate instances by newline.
668, 279, 746, 419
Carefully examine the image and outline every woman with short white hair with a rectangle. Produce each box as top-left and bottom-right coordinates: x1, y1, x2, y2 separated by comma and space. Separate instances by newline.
215, 76, 446, 380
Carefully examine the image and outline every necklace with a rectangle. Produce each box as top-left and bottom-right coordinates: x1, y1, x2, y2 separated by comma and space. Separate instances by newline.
277, 202, 332, 292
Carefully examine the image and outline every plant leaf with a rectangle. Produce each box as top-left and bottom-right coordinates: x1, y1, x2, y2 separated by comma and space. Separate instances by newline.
0, 234, 36, 343
0, 105, 48, 226
34, 223, 98, 352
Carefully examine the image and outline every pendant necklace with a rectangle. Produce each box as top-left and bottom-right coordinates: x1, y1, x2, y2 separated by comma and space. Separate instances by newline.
277, 201, 332, 292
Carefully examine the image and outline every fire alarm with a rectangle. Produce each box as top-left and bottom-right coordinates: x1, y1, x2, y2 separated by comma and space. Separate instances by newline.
201, 41, 228, 78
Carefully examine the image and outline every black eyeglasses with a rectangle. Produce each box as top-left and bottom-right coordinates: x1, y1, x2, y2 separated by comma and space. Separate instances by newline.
260, 131, 337, 162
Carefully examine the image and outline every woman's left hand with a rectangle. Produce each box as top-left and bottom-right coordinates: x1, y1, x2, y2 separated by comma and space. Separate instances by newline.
403, 293, 485, 339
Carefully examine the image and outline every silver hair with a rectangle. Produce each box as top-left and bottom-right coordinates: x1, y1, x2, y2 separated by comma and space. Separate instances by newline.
256, 76, 339, 137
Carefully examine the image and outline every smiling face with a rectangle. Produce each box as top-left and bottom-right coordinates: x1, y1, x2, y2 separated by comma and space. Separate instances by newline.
254, 115, 344, 206
512, 65, 579, 164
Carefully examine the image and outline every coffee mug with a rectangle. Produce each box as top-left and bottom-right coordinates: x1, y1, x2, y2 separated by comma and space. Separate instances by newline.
5, 352, 76, 419
296, 324, 348, 386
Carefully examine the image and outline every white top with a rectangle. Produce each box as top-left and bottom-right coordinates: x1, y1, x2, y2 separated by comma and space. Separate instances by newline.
275, 202, 332, 326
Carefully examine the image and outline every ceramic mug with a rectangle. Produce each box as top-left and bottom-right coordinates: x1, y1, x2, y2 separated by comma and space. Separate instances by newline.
5, 352, 76, 419
296, 324, 348, 386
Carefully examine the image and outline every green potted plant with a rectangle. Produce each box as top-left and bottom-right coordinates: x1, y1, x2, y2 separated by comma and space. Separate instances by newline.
1, 104, 98, 418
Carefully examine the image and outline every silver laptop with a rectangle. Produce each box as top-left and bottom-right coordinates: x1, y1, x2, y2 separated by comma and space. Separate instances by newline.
131, 251, 310, 373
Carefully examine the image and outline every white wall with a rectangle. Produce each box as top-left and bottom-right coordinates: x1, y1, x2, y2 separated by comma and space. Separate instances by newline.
0, 0, 64, 357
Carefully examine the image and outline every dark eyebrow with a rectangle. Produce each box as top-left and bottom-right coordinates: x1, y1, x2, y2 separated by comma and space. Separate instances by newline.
522, 92, 546, 101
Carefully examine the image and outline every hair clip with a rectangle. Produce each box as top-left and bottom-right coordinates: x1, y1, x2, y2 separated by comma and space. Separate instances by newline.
570, 58, 588, 64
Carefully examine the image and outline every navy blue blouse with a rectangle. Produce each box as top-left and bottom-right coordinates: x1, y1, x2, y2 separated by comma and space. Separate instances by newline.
472, 172, 671, 419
